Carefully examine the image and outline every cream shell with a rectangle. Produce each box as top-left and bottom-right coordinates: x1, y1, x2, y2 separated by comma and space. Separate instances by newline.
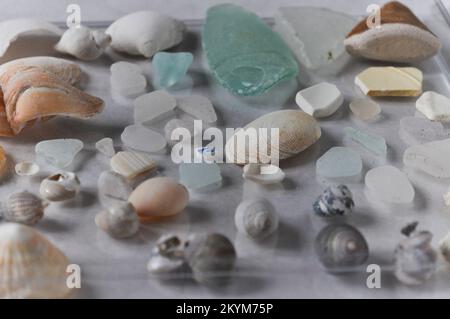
39, 172, 80, 202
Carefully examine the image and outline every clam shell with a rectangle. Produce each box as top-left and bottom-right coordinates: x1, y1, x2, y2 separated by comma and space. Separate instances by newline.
314, 224, 369, 272
234, 198, 279, 239
39, 172, 80, 202
95, 202, 140, 238
0, 223, 71, 298
225, 110, 321, 164
15, 161, 40, 176
0, 191, 45, 225
242, 163, 285, 184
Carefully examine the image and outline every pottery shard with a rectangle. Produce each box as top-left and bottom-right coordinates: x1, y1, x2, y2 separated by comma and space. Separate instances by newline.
345, 1, 440, 63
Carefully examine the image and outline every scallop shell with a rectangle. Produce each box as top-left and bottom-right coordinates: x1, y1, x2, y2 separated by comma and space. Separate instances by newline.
95, 202, 140, 239
39, 172, 80, 202
314, 224, 369, 271
313, 185, 354, 217
225, 110, 321, 164
0, 223, 71, 298
0, 191, 46, 225
184, 233, 236, 285
15, 161, 40, 176
128, 177, 189, 222
242, 163, 285, 184
234, 198, 279, 239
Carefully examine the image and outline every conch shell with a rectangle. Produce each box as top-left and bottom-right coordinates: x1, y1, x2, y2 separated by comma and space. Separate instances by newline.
0, 56, 104, 136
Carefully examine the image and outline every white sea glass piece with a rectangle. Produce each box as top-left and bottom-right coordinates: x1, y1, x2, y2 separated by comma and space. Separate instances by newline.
365, 165, 415, 204
179, 163, 222, 192
110, 151, 157, 180
95, 138, 115, 157
349, 98, 381, 121
133, 90, 177, 125
164, 118, 201, 145
416, 91, 450, 122
15, 161, 40, 176
177, 95, 217, 124
399, 117, 446, 145
403, 138, 450, 178
316, 147, 362, 182
344, 127, 387, 157
97, 171, 133, 207
242, 163, 285, 185
110, 62, 147, 98
295, 82, 343, 118
35, 139, 83, 168
121, 124, 167, 153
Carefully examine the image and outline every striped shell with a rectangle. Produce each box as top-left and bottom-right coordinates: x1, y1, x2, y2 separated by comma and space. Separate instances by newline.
110, 151, 157, 180
225, 110, 321, 164
0, 223, 71, 298
0, 191, 46, 225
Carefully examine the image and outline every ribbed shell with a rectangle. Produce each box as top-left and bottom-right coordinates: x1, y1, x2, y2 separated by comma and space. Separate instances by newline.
0, 191, 45, 225
0, 223, 71, 298
110, 151, 157, 180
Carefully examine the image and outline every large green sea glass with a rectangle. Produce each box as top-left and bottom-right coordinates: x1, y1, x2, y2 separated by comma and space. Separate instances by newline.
203, 4, 298, 96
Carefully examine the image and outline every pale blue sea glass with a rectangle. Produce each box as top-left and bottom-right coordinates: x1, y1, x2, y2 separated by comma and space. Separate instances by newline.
153, 52, 194, 88
316, 147, 362, 182
344, 127, 387, 157
35, 139, 84, 168
179, 163, 222, 191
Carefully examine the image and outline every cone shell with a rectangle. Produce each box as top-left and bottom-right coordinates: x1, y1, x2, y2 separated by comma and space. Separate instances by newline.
0, 191, 45, 225
225, 110, 321, 164
0, 223, 71, 298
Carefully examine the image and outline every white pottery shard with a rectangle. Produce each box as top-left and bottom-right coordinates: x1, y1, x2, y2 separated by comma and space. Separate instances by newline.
295, 82, 343, 118
416, 91, 450, 122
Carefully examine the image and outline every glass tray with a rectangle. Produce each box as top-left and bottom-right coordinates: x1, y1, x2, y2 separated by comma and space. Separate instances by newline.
1, 7, 450, 298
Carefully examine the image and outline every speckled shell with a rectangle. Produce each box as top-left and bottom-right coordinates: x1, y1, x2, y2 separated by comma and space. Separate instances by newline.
225, 110, 321, 164
184, 233, 236, 285
0, 191, 45, 225
0, 223, 71, 298
128, 177, 189, 222
95, 202, 140, 238
315, 224, 369, 271
234, 198, 279, 239
39, 172, 80, 202
313, 185, 354, 217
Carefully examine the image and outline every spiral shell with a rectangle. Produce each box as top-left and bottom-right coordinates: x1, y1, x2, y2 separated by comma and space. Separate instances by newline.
147, 234, 186, 276
313, 185, 354, 217
315, 224, 369, 271
0, 191, 46, 225
39, 172, 80, 202
95, 202, 140, 238
235, 198, 279, 239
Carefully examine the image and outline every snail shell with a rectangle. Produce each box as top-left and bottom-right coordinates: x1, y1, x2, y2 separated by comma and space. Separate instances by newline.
0, 223, 71, 298
184, 233, 236, 285
95, 202, 140, 239
234, 198, 279, 239
39, 172, 80, 202
147, 234, 186, 276
313, 185, 354, 217
0, 191, 46, 225
394, 224, 437, 285
315, 224, 369, 271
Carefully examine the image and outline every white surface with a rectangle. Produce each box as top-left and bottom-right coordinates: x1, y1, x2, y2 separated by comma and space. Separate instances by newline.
0, 0, 450, 299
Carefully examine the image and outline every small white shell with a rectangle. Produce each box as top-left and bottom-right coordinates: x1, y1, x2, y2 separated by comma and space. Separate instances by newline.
234, 198, 279, 239
39, 172, 80, 202
242, 163, 285, 184
55, 26, 111, 61
147, 234, 186, 275
15, 161, 40, 176
0, 191, 46, 225
95, 202, 140, 238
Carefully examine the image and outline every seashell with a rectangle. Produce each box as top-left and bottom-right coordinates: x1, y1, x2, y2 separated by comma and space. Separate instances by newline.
0, 146, 8, 176
344, 2, 440, 63
439, 231, 450, 263
105, 11, 186, 58
128, 177, 189, 222
0, 223, 71, 298
0, 19, 62, 58
184, 233, 236, 285
95, 202, 139, 239
394, 222, 437, 285
15, 161, 40, 176
234, 198, 279, 239
225, 110, 321, 164
110, 151, 157, 180
313, 185, 354, 217
55, 26, 111, 61
315, 224, 369, 271
147, 234, 186, 276
0, 191, 46, 225
242, 163, 285, 185
39, 172, 80, 202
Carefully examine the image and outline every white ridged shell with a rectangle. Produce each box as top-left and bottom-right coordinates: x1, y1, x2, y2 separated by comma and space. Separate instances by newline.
39, 172, 80, 202
234, 198, 279, 239
0, 191, 45, 225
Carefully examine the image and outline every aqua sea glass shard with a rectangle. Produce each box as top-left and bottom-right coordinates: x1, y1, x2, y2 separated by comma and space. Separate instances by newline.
153, 52, 194, 88
179, 163, 222, 192
35, 139, 84, 168
344, 127, 387, 158
203, 4, 298, 96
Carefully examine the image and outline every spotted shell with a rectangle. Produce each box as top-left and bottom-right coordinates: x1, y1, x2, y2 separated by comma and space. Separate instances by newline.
0, 191, 46, 225
313, 185, 354, 217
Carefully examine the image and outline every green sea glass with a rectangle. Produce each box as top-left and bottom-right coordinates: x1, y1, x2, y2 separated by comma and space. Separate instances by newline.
153, 52, 193, 88
203, 4, 298, 96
